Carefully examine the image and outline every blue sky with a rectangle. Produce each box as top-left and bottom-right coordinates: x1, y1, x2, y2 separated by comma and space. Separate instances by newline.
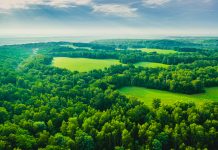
0, 0, 218, 37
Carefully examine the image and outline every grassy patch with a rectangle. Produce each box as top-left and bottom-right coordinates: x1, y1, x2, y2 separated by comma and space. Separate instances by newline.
119, 86, 218, 106
140, 48, 177, 54
194, 87, 218, 101
134, 62, 169, 68
52, 57, 120, 72
61, 44, 92, 50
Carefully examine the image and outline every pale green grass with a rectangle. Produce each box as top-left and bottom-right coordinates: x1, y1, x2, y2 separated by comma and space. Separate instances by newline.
61, 45, 92, 50
61, 44, 77, 48
52, 57, 120, 72
194, 87, 218, 101
119, 87, 218, 106
117, 48, 177, 54
134, 62, 169, 68
140, 48, 177, 54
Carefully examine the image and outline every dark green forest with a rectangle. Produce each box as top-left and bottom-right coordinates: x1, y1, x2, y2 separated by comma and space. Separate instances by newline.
0, 39, 218, 150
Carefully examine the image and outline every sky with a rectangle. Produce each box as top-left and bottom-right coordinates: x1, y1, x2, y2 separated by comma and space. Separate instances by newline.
0, 0, 218, 37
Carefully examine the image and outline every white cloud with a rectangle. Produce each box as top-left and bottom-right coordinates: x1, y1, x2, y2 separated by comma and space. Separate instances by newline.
142, 0, 212, 7
48, 0, 92, 7
92, 4, 138, 17
142, 0, 171, 6
0, 0, 41, 10
0, 0, 137, 18
0, 0, 92, 10
70, 0, 92, 5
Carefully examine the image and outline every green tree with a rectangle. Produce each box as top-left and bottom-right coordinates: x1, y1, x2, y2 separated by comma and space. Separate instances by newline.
152, 139, 162, 150
48, 133, 75, 149
37, 130, 50, 147
152, 99, 161, 109
75, 130, 94, 150
0, 107, 9, 123
122, 129, 133, 148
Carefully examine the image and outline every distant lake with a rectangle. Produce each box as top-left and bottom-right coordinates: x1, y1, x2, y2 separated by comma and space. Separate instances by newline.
0, 36, 101, 46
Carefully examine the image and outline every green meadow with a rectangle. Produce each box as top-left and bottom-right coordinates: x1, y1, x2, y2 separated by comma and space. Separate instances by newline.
134, 62, 169, 68
119, 86, 218, 106
52, 57, 120, 72
140, 48, 177, 54
61, 44, 92, 50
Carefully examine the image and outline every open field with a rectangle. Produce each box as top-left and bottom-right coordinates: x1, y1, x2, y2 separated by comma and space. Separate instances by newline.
129, 48, 178, 54
134, 62, 169, 68
194, 87, 218, 101
52, 57, 120, 72
123, 48, 177, 54
61, 44, 92, 50
139, 48, 177, 54
119, 86, 218, 106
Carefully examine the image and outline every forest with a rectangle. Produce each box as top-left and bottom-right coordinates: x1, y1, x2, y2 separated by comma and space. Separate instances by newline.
0, 39, 218, 150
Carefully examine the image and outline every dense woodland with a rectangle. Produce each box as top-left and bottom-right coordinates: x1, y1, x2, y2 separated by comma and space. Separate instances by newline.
0, 39, 218, 150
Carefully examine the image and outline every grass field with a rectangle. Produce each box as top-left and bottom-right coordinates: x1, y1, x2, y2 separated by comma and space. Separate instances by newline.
139, 48, 177, 54
52, 57, 120, 72
61, 45, 92, 50
119, 86, 218, 106
134, 62, 169, 68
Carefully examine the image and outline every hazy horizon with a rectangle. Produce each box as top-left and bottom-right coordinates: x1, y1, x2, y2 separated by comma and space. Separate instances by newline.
1, 35, 218, 46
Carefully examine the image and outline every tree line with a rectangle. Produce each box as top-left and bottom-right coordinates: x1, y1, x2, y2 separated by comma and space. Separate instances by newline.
48, 46, 218, 65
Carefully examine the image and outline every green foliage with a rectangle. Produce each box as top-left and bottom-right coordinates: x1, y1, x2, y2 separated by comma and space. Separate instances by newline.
0, 107, 9, 123
48, 133, 75, 149
0, 40, 217, 150
152, 99, 161, 109
93, 39, 218, 50
75, 130, 94, 150
139, 48, 177, 54
152, 139, 162, 150
121, 129, 133, 148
